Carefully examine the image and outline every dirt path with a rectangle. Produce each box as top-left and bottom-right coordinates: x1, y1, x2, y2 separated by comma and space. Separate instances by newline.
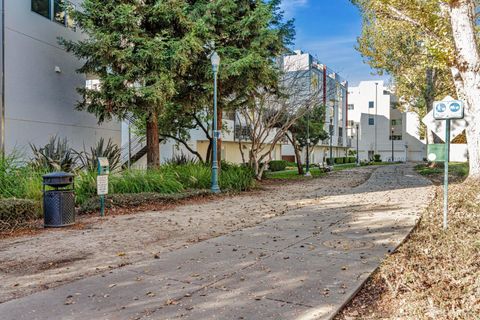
0, 167, 374, 303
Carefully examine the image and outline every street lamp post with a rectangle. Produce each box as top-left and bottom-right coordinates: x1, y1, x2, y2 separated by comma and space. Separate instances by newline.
329, 118, 333, 166
210, 51, 221, 193
374, 82, 378, 155
391, 127, 395, 162
356, 123, 360, 166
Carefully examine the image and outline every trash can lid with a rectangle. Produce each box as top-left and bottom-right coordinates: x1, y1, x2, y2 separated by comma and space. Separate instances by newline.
43, 171, 75, 179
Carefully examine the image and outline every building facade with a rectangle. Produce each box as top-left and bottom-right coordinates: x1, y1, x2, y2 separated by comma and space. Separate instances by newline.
0, 0, 121, 156
280, 50, 350, 164
348, 81, 426, 162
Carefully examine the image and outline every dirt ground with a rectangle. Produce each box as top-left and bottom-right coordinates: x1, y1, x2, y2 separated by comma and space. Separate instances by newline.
0, 167, 374, 304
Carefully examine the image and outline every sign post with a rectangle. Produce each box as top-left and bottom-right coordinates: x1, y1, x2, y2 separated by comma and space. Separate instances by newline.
97, 157, 110, 217
433, 97, 465, 230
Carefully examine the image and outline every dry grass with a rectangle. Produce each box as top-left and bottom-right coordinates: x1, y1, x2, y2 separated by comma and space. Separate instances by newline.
337, 172, 480, 320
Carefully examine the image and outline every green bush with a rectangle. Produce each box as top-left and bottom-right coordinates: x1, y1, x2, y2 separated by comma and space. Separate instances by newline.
220, 164, 255, 191
269, 160, 288, 172
326, 158, 334, 166
0, 153, 44, 201
348, 157, 356, 163
374, 154, 382, 162
75, 163, 256, 205
0, 198, 41, 229
334, 157, 344, 164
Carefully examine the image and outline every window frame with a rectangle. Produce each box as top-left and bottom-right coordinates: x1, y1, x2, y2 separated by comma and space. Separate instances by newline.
368, 117, 375, 125
368, 101, 374, 109
31, 0, 51, 19
31, 0, 76, 30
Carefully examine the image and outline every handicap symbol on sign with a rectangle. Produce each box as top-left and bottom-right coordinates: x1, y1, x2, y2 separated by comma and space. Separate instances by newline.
436, 103, 446, 113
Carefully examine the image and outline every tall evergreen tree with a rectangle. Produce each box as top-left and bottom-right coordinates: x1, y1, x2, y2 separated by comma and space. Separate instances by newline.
61, 0, 204, 167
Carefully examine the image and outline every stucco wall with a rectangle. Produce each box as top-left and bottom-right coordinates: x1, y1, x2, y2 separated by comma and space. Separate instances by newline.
4, 0, 121, 155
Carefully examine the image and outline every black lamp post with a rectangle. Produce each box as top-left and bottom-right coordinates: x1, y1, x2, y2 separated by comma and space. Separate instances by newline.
329, 118, 333, 166
356, 123, 360, 166
391, 127, 395, 162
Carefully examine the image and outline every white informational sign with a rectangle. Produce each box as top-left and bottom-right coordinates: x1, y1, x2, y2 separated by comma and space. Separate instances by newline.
433, 96, 465, 120
422, 110, 468, 143
97, 175, 109, 195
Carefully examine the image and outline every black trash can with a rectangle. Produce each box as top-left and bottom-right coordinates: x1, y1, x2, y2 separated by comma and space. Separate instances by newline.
43, 172, 76, 228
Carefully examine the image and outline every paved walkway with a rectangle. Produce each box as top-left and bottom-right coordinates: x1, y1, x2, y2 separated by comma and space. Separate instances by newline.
0, 164, 433, 320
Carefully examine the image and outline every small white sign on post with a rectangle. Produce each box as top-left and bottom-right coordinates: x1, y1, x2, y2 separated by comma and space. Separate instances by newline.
433, 95, 465, 120
97, 175, 109, 196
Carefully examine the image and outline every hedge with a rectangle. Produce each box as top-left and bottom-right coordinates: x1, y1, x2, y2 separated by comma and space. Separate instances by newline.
269, 160, 288, 172
0, 198, 41, 231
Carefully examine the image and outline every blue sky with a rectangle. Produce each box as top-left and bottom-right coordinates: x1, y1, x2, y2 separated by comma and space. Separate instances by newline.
280, 0, 389, 86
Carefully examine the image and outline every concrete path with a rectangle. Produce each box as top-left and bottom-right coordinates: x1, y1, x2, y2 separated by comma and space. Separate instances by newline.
0, 164, 433, 320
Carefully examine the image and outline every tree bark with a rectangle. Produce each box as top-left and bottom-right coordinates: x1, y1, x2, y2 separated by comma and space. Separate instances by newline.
287, 133, 304, 175
146, 112, 160, 168
448, 0, 480, 178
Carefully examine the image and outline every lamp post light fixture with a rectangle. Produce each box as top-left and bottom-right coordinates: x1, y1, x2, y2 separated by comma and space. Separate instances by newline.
210, 51, 221, 193
391, 127, 395, 162
356, 123, 360, 166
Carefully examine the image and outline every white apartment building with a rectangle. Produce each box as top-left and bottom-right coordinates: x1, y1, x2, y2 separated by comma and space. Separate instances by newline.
280, 50, 350, 164
348, 81, 426, 162
0, 0, 121, 156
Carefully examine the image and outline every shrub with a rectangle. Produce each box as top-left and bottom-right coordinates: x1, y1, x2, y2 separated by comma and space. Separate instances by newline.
75, 163, 256, 205
334, 157, 344, 164
0, 153, 44, 201
348, 157, 356, 163
326, 158, 334, 166
374, 154, 382, 162
165, 153, 198, 166
269, 160, 288, 172
30, 136, 76, 172
0, 198, 41, 231
74, 138, 121, 172
220, 164, 255, 191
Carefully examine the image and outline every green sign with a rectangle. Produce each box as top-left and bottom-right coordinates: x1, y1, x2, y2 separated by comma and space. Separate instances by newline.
427, 144, 447, 162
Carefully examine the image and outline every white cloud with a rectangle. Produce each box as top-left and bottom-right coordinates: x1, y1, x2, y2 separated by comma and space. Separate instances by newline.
280, 0, 309, 18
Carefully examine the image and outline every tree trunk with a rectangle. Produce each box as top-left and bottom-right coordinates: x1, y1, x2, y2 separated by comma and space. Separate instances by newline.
287, 133, 304, 175
206, 139, 213, 164
448, 0, 480, 178
146, 113, 160, 168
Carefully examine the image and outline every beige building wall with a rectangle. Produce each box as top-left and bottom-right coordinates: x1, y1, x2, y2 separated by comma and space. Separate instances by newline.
197, 141, 282, 165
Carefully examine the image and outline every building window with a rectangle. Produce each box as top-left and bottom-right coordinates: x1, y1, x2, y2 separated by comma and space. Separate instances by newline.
54, 0, 67, 25
368, 117, 374, 125
32, 0, 51, 19
32, 0, 75, 29
391, 119, 402, 126
369, 101, 374, 109
348, 104, 354, 110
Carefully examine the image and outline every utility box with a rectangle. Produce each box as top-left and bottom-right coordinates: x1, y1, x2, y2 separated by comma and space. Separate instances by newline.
43, 172, 76, 228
